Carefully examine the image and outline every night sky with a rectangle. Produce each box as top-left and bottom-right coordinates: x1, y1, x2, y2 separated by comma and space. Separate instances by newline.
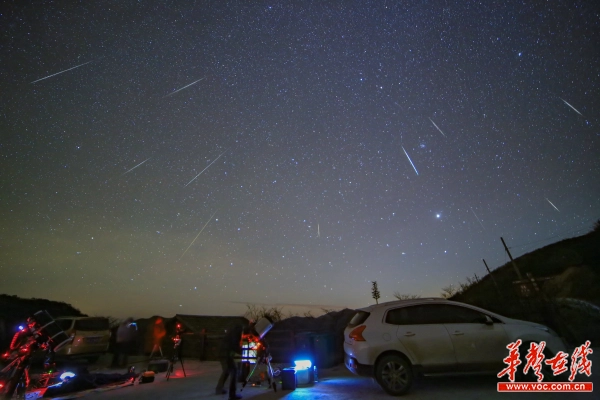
1, 1, 599, 319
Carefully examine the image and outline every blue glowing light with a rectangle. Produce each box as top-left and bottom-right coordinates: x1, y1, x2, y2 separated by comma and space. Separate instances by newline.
294, 360, 312, 369
60, 372, 76, 381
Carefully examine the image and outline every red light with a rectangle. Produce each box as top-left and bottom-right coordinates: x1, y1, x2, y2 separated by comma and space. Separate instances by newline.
349, 325, 367, 341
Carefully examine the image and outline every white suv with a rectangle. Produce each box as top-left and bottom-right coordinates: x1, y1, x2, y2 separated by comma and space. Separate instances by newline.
344, 298, 567, 396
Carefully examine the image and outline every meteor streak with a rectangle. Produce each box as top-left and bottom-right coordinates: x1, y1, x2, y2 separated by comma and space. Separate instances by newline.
30, 60, 94, 84
121, 158, 150, 176
428, 118, 446, 137
545, 198, 560, 212
165, 77, 206, 97
179, 210, 218, 260
560, 98, 583, 116
184, 149, 228, 187
401, 146, 419, 176
470, 207, 485, 229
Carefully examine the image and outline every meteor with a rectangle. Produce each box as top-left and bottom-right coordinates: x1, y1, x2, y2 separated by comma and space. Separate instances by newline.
165, 77, 206, 97
428, 118, 446, 137
184, 149, 228, 187
30, 60, 94, 84
470, 207, 485, 229
560, 98, 583, 116
545, 198, 560, 212
179, 210, 218, 260
401, 146, 419, 176
121, 158, 150, 176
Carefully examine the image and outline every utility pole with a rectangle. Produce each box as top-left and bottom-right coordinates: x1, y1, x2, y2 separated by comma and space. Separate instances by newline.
482, 259, 501, 296
500, 237, 523, 280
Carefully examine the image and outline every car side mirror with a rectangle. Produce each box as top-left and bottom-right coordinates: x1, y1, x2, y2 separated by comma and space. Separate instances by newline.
483, 315, 494, 325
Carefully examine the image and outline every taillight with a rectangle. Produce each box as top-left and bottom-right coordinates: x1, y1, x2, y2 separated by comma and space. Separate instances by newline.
349, 325, 366, 341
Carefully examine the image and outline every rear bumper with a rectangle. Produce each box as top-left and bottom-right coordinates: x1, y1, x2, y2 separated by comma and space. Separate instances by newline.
345, 353, 373, 377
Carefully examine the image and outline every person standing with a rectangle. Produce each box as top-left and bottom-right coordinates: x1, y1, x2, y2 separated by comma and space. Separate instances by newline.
112, 317, 136, 368
215, 321, 255, 399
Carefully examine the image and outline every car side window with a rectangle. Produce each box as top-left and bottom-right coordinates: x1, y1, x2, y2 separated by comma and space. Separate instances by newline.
440, 305, 487, 323
56, 319, 74, 331
385, 305, 448, 325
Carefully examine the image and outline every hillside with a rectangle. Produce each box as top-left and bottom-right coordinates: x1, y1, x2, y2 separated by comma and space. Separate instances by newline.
451, 226, 600, 344
0, 294, 86, 349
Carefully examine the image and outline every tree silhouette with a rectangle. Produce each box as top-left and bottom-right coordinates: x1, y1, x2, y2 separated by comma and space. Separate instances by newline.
371, 281, 381, 304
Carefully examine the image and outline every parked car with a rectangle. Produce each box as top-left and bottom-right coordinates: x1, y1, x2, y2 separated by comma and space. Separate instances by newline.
344, 298, 567, 396
53, 317, 111, 362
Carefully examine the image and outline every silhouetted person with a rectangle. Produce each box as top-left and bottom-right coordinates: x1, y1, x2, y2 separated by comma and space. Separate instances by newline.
215, 321, 255, 399
199, 328, 207, 361
149, 317, 166, 357
112, 318, 136, 368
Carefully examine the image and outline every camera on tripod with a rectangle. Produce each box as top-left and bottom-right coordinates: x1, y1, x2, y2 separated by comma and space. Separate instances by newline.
240, 317, 280, 392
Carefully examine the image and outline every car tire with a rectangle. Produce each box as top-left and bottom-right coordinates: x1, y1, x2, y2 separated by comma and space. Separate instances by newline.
375, 354, 414, 396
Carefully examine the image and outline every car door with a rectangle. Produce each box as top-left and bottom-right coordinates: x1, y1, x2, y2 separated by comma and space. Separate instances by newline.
441, 305, 509, 372
390, 305, 457, 372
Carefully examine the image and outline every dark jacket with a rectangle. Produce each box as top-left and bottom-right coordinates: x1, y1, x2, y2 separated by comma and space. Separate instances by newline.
218, 324, 244, 358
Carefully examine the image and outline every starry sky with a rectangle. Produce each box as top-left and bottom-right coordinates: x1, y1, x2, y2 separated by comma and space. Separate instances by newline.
1, 1, 599, 319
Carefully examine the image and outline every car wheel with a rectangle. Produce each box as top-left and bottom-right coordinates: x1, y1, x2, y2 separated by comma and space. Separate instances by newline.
375, 354, 414, 396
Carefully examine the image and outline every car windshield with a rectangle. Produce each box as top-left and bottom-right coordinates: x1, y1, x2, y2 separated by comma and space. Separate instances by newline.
74, 318, 109, 331
347, 311, 370, 328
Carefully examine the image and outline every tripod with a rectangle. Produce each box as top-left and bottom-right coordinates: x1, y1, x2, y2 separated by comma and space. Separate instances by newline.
241, 345, 278, 393
165, 333, 186, 381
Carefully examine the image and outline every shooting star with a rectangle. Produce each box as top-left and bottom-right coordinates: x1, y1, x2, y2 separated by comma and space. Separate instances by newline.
401, 146, 419, 176
184, 149, 228, 187
179, 210, 218, 260
31, 60, 94, 84
428, 118, 446, 137
470, 207, 485, 229
121, 158, 151, 176
164, 77, 206, 97
545, 198, 560, 212
560, 98, 583, 116
317, 223, 320, 238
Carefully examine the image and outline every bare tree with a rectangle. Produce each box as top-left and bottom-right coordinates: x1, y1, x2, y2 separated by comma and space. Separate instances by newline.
303, 310, 314, 318
441, 284, 457, 299
371, 281, 381, 304
244, 304, 285, 322
393, 292, 421, 300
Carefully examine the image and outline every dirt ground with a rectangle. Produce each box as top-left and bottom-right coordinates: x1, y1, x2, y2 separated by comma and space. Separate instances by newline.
31, 351, 598, 400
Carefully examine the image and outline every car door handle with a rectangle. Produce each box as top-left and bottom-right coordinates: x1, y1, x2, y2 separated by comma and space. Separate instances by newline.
452, 331, 464, 336
403, 332, 415, 337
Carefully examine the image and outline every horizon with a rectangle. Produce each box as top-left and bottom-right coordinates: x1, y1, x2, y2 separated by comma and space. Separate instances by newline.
1, 1, 598, 319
